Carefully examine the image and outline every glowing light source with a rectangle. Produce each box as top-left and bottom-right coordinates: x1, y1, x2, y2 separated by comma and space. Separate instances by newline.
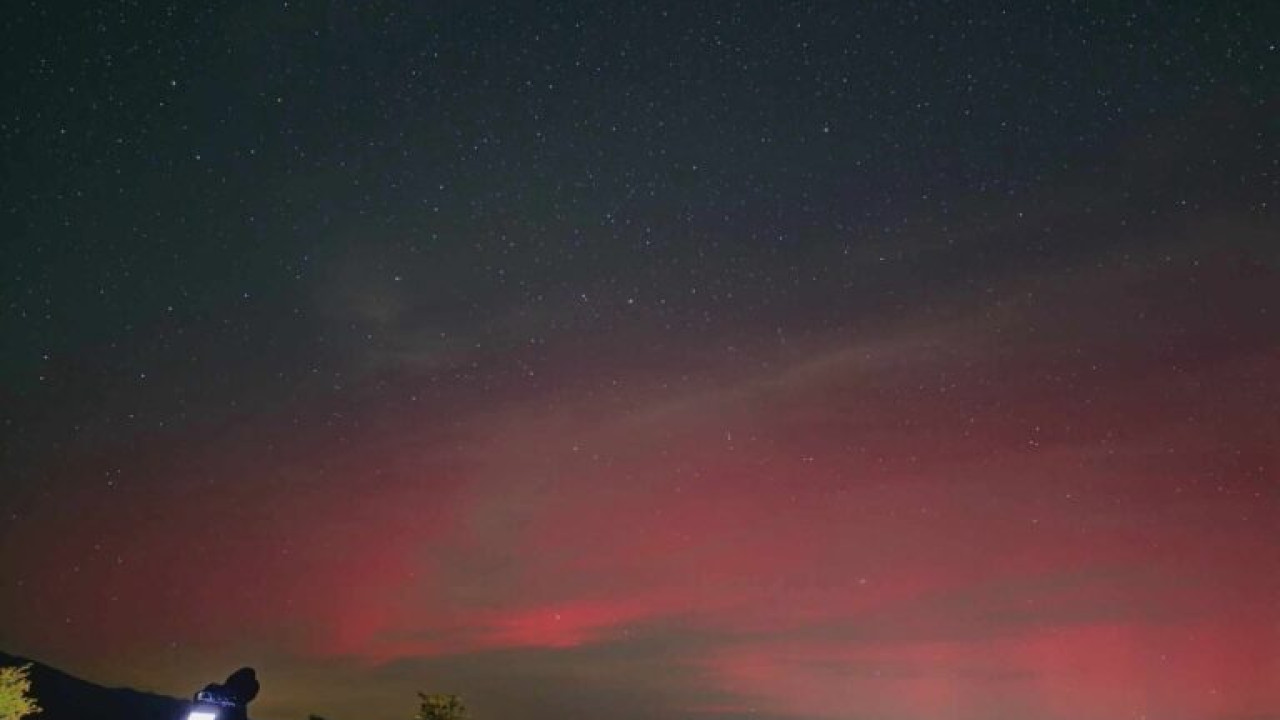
188, 711, 218, 720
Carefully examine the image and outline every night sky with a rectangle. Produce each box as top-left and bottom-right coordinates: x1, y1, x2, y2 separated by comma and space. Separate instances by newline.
2, 2, 1278, 720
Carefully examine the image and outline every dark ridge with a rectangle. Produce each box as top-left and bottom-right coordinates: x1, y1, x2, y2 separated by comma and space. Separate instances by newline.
0, 651, 189, 720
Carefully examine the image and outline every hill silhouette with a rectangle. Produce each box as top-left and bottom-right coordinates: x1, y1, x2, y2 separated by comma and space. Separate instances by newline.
0, 651, 191, 720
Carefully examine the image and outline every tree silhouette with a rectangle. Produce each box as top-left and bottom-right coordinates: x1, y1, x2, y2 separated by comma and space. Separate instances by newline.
415, 692, 467, 720
0, 664, 40, 720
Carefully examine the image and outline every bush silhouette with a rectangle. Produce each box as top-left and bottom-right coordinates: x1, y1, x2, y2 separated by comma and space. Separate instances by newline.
0, 664, 40, 720
415, 692, 466, 720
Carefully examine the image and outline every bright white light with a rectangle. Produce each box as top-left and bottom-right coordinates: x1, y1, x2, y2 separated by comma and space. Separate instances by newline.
188, 712, 218, 720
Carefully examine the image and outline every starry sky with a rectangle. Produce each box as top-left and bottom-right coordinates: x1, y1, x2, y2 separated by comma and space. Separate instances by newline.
1, 2, 1277, 719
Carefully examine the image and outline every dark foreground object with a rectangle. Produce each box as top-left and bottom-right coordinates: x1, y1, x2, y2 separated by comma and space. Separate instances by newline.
1, 651, 191, 720
193, 667, 261, 720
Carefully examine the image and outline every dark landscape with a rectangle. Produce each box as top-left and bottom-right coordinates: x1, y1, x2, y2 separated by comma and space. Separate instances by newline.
0, 652, 188, 720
